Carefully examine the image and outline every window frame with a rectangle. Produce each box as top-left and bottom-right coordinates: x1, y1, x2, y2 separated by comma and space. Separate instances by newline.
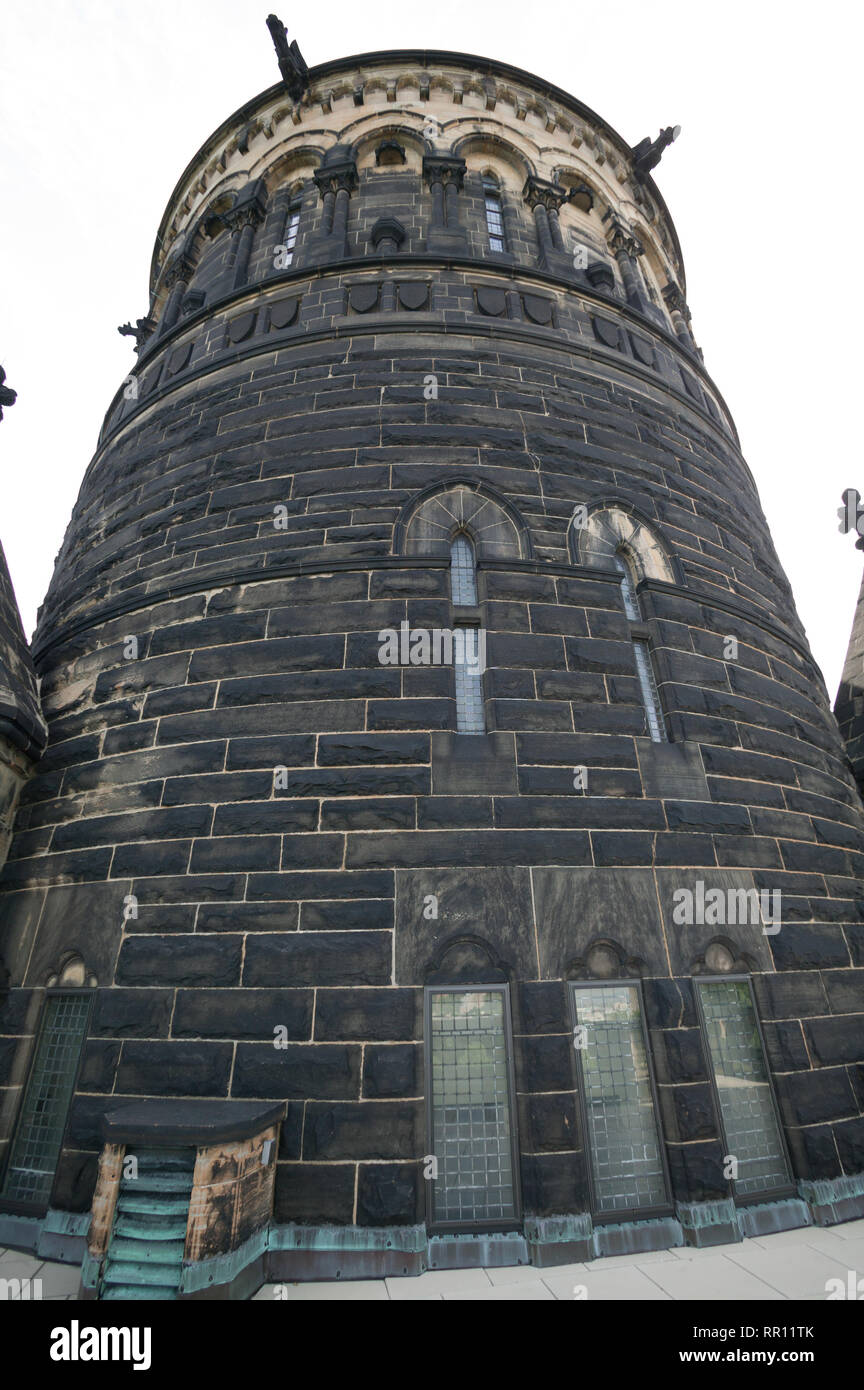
282, 201, 302, 266
614, 550, 668, 743
450, 531, 478, 607
568, 977, 674, 1225
693, 974, 796, 1208
424, 982, 522, 1235
0, 986, 94, 1216
482, 175, 507, 254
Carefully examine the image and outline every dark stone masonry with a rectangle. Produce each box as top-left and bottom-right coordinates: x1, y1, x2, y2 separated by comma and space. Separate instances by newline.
1, 34, 863, 1297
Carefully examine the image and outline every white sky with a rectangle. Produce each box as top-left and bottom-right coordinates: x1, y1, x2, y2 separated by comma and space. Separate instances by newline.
1, 0, 861, 700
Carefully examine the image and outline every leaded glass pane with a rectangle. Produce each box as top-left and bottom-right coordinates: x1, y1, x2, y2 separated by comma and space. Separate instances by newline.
613, 554, 641, 621
283, 207, 300, 264
484, 183, 505, 253
2, 993, 90, 1205
573, 985, 667, 1214
698, 980, 791, 1197
633, 639, 667, 742
454, 627, 485, 734
450, 534, 477, 605
429, 990, 516, 1225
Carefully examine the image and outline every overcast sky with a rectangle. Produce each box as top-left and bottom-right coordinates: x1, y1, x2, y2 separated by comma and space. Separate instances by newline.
1, 0, 861, 700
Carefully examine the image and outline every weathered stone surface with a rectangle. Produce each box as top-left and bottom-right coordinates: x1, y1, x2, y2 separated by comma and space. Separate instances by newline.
1, 46, 862, 1266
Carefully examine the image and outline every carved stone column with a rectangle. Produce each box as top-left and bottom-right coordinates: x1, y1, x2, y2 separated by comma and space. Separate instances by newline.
221, 181, 267, 293
605, 214, 648, 312
522, 177, 572, 275
663, 283, 700, 354
313, 153, 358, 264
158, 250, 195, 336
422, 155, 468, 254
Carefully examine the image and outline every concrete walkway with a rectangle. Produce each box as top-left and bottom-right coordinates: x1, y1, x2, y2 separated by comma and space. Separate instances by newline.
4, 1218, 863, 1300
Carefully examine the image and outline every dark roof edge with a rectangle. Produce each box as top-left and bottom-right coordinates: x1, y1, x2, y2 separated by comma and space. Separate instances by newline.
150, 47, 684, 290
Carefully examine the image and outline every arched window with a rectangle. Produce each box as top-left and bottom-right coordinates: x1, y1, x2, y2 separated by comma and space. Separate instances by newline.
614, 550, 667, 743
450, 533, 477, 606
400, 482, 528, 560
483, 175, 505, 253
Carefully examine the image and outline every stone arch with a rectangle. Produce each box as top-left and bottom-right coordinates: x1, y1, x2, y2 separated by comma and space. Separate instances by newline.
353, 123, 425, 173
45, 949, 97, 989
569, 501, 677, 584
260, 145, 327, 194
425, 934, 509, 985
690, 936, 753, 976
397, 480, 531, 560
452, 131, 535, 185
564, 938, 643, 980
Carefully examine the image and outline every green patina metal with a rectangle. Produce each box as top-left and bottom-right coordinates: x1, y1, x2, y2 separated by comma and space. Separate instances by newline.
736, 1198, 811, 1238
677, 1198, 738, 1231
42, 1209, 91, 1238
523, 1214, 593, 1245
591, 1216, 683, 1257
799, 1172, 864, 1209
99, 1147, 195, 1301
268, 1222, 427, 1253
80, 1248, 101, 1291
180, 1226, 270, 1295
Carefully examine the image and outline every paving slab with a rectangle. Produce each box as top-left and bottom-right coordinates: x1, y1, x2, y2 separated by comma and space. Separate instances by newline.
723, 1244, 858, 1301
644, 1254, 784, 1301
443, 1282, 556, 1300
255, 1278, 390, 1300
485, 1263, 552, 1286
542, 1265, 671, 1300
385, 1267, 493, 1299
0, 1251, 44, 1280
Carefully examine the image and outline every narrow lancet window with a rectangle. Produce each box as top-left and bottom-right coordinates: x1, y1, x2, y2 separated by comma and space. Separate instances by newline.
483, 176, 505, 253
614, 552, 667, 743
450, 533, 477, 606
282, 204, 301, 266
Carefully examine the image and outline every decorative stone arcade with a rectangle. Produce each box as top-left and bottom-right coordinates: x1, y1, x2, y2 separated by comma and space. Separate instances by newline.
2, 27, 864, 1297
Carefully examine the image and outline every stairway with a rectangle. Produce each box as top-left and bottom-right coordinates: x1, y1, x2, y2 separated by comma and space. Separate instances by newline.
100, 1147, 194, 1300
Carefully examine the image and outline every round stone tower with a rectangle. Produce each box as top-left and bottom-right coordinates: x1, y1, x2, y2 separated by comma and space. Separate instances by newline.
2, 34, 864, 1296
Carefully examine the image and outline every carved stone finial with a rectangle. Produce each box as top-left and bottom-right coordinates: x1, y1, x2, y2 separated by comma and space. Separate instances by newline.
0, 365, 16, 421
631, 125, 681, 180
265, 14, 309, 102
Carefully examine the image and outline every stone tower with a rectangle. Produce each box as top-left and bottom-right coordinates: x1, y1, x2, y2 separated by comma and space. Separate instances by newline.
2, 32, 864, 1298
